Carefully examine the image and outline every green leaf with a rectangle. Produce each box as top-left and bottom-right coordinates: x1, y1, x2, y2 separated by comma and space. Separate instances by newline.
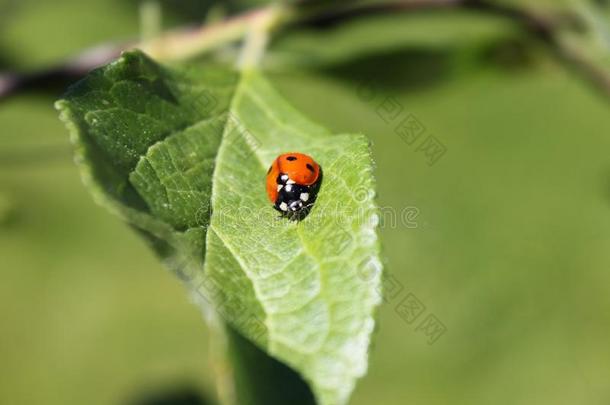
56, 50, 381, 405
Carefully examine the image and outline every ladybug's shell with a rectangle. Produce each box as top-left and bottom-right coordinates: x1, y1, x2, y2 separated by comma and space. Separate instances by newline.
266, 152, 320, 203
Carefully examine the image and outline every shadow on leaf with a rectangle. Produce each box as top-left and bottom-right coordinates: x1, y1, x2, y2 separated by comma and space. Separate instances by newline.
227, 326, 316, 405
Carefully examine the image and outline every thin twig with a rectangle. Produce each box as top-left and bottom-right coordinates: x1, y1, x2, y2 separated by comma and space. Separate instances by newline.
463, 0, 610, 100
138, 6, 283, 61
297, 0, 610, 100
0, 43, 126, 99
0, 5, 284, 100
1, 0, 610, 101
294, 0, 462, 27
237, 4, 289, 70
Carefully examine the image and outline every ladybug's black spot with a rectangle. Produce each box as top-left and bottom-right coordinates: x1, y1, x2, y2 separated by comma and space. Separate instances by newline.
286, 156, 297, 161
306, 163, 315, 172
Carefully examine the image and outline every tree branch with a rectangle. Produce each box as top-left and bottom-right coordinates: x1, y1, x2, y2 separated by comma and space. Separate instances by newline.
237, 4, 291, 70
1, 0, 610, 101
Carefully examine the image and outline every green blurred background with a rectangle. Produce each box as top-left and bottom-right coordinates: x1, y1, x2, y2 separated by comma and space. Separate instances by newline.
1, 1, 609, 404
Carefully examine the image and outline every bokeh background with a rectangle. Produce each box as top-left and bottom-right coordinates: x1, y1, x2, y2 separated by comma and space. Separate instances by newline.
1, 1, 610, 404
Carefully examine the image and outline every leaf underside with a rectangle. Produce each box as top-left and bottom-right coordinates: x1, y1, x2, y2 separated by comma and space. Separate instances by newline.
56, 50, 382, 405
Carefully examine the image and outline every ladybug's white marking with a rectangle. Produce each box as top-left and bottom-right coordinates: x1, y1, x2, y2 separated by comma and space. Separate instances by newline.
300, 192, 309, 202
280, 174, 289, 181
277, 184, 283, 191
286, 179, 296, 185
279, 202, 288, 211
289, 201, 303, 211
285, 184, 293, 192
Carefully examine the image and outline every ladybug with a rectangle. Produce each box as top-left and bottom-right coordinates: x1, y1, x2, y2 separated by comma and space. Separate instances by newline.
266, 152, 322, 220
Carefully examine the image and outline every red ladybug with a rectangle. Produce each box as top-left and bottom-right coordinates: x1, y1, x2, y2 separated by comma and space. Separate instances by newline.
266, 152, 322, 219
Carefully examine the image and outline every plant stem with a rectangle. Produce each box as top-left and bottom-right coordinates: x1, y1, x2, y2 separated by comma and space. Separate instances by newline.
2, 0, 610, 100
237, 4, 290, 70
138, 4, 292, 62
139, 0, 162, 43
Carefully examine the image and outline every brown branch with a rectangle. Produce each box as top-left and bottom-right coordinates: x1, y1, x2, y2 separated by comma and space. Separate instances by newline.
0, 6, 282, 100
1, 0, 610, 101
294, 0, 462, 28
0, 43, 126, 100
297, 0, 610, 100
463, 0, 610, 100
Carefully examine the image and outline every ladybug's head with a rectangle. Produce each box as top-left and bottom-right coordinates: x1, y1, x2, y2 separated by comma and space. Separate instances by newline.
274, 179, 320, 220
